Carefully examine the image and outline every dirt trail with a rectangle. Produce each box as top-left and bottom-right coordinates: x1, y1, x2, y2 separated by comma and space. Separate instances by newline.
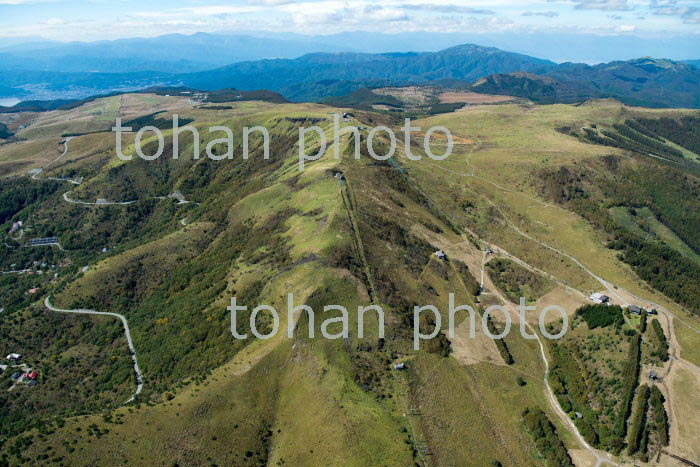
485, 270, 620, 467
403, 189, 619, 465
339, 175, 377, 302
395, 154, 625, 465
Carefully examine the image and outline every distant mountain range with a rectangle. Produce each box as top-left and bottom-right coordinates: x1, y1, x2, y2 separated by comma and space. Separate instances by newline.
472, 58, 700, 108
0, 32, 350, 74
1, 40, 699, 108
179, 45, 555, 101
2, 31, 699, 71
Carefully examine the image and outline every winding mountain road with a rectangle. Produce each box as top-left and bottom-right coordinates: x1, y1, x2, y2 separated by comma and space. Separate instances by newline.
31, 136, 183, 207
61, 191, 138, 206
44, 296, 143, 404
30, 137, 75, 181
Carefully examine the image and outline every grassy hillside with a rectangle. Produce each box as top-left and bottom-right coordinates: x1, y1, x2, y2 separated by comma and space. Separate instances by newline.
3, 95, 700, 466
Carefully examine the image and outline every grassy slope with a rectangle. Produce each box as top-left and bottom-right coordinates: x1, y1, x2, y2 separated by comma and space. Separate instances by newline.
410, 101, 700, 340
673, 320, 700, 368
400, 101, 700, 461
3, 101, 417, 465
5, 96, 700, 465
0, 137, 62, 178
669, 366, 700, 462
17, 96, 122, 140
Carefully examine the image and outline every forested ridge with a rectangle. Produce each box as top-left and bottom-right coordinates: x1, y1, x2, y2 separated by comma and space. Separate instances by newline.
635, 116, 700, 155
541, 149, 700, 316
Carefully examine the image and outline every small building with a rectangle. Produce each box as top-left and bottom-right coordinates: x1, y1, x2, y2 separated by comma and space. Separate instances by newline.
26, 371, 39, 380
650, 370, 657, 381
27, 379, 38, 387
8, 221, 22, 235
29, 237, 59, 246
628, 305, 643, 315
393, 362, 407, 370
11, 372, 22, 380
590, 293, 610, 304
575, 412, 583, 419
435, 250, 447, 260
6, 353, 21, 362
28, 288, 38, 294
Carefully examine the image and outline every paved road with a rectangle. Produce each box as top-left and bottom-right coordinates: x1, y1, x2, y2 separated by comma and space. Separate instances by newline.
44, 296, 143, 404
33, 137, 181, 207
39, 136, 138, 206
31, 137, 75, 181
0, 269, 30, 275
26, 242, 65, 251
614, 285, 700, 335
62, 191, 138, 206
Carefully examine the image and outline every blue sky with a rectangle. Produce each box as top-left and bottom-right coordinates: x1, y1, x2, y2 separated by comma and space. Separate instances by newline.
0, 0, 698, 42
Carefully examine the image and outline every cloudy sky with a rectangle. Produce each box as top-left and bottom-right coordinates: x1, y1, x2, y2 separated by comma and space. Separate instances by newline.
0, 0, 698, 41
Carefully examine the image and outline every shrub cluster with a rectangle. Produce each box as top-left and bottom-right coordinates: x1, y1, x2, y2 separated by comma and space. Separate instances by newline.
576, 304, 624, 329
522, 408, 575, 467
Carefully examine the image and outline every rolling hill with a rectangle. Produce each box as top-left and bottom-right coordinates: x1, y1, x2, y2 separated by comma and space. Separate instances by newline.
2, 93, 700, 465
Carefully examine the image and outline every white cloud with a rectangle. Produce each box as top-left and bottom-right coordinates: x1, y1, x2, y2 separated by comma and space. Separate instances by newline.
403, 4, 495, 15
282, 2, 409, 28
133, 5, 262, 19
0, 0, 46, 4
0, 0, 697, 41
650, 0, 700, 23
572, 0, 632, 11
178, 5, 262, 16
522, 10, 560, 16
248, 0, 297, 5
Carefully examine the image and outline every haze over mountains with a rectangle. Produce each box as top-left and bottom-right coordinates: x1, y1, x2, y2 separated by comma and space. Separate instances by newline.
1, 33, 699, 108
0, 33, 350, 74
2, 31, 699, 70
